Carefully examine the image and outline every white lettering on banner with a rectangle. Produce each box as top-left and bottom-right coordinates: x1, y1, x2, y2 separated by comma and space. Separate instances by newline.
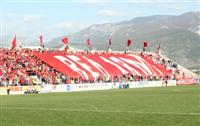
126, 54, 155, 75
132, 55, 159, 75
128, 81, 163, 88
54, 56, 89, 79
83, 56, 110, 78
70, 83, 114, 91
67, 55, 99, 78
100, 56, 128, 74
109, 57, 140, 75
120, 58, 148, 75
152, 66, 163, 76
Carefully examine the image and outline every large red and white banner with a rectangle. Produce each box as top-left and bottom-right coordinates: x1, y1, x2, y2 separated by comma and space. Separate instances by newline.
177, 78, 197, 85
34, 52, 171, 80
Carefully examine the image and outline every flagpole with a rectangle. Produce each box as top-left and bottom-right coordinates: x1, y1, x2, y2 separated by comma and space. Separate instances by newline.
108, 38, 112, 53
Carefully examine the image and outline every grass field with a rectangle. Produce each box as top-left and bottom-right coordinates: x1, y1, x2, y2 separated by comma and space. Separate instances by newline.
0, 85, 200, 126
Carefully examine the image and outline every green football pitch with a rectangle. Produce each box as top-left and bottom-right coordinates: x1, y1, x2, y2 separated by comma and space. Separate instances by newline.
0, 85, 200, 126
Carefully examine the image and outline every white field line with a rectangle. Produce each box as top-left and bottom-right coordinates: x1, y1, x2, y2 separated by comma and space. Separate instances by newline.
2, 106, 200, 116
85, 104, 99, 111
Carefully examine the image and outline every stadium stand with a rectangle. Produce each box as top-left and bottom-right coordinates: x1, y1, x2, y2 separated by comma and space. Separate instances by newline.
0, 48, 197, 86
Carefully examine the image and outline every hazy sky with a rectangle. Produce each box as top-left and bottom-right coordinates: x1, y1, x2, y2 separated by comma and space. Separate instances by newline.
0, 0, 199, 43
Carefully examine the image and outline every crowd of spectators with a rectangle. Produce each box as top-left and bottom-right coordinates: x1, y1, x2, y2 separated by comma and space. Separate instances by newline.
0, 48, 177, 86
0, 48, 68, 86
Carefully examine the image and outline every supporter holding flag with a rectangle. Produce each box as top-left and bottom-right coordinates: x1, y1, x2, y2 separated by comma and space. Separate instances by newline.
87, 38, 91, 50
62, 36, 69, 52
156, 43, 161, 54
108, 38, 112, 52
64, 45, 69, 52
39, 35, 44, 49
125, 39, 132, 53
108, 38, 112, 47
157, 43, 160, 50
11, 35, 17, 50
143, 41, 150, 52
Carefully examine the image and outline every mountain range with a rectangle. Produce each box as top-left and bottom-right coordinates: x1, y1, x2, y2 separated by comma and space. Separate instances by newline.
38, 12, 200, 69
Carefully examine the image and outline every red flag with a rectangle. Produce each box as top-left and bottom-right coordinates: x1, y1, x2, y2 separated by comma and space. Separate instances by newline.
108, 38, 112, 46
144, 41, 149, 47
87, 38, 91, 47
127, 39, 132, 47
39, 35, 43, 46
11, 35, 16, 49
62, 37, 68, 44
